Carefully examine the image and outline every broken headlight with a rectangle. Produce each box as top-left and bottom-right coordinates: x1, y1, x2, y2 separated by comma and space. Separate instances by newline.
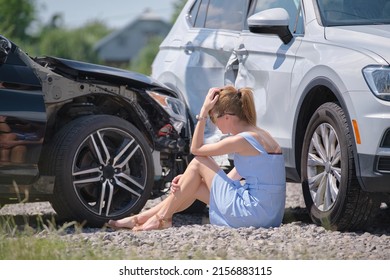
147, 90, 187, 133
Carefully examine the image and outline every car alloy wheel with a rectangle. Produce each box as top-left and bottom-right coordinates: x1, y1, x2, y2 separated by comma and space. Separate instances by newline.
72, 127, 148, 218
306, 122, 341, 211
48, 115, 154, 226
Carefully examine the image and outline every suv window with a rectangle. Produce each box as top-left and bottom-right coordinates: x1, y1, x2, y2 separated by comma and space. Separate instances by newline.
317, 0, 390, 26
188, 0, 204, 27
253, 0, 304, 34
189, 0, 249, 31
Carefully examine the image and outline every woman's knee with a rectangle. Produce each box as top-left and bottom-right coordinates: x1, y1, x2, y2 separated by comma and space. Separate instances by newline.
188, 156, 220, 182
189, 156, 215, 170
184, 157, 201, 175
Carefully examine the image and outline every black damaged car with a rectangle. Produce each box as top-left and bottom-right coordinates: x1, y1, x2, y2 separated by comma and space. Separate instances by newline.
0, 35, 192, 226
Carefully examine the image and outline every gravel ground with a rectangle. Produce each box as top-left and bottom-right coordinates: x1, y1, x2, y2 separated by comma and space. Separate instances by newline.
1, 183, 390, 259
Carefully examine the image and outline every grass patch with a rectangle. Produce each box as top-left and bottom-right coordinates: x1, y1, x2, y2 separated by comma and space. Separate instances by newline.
0, 215, 125, 260
1, 235, 84, 259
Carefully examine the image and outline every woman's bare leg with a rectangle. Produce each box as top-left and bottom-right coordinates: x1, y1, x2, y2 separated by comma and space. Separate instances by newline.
107, 188, 199, 229
133, 156, 220, 231
107, 206, 160, 229
108, 156, 219, 229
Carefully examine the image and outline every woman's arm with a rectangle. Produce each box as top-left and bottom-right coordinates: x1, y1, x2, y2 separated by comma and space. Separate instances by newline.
191, 134, 246, 157
190, 88, 219, 154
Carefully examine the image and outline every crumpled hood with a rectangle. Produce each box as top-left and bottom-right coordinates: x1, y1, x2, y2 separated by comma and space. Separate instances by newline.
41, 56, 170, 90
325, 25, 390, 64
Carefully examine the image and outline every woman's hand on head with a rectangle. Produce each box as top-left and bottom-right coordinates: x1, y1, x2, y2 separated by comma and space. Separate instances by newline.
202, 87, 220, 113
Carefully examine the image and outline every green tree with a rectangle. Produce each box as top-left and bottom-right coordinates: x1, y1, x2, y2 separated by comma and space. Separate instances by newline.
37, 21, 110, 62
129, 36, 163, 75
0, 0, 37, 43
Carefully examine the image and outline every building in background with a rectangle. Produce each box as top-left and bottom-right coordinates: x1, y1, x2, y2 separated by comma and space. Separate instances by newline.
94, 8, 171, 67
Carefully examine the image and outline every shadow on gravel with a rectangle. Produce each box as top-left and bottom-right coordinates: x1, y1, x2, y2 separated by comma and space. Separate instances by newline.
366, 205, 390, 233
283, 206, 312, 224
282, 205, 390, 234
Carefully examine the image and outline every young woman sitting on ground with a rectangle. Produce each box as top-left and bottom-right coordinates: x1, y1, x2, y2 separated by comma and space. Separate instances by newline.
108, 85, 286, 231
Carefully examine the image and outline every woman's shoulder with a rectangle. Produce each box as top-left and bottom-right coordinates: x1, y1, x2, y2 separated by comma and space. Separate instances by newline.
238, 130, 282, 154
237, 131, 260, 142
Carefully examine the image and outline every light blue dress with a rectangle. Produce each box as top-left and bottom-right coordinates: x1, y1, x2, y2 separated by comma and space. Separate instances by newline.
209, 132, 286, 228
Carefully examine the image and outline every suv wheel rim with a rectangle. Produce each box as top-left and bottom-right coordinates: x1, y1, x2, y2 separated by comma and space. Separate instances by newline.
71, 128, 147, 217
307, 123, 341, 211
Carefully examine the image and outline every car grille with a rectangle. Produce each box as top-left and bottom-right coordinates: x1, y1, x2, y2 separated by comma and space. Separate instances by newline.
377, 156, 390, 173
380, 129, 390, 148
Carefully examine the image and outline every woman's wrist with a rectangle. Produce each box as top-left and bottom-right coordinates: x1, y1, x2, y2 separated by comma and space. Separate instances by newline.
196, 114, 207, 121
200, 107, 209, 117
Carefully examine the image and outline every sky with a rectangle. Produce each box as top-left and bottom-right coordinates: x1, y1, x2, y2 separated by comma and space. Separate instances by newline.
36, 0, 178, 29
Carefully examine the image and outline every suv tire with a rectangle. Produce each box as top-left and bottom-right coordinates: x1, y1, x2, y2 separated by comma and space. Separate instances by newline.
48, 115, 154, 226
301, 102, 379, 231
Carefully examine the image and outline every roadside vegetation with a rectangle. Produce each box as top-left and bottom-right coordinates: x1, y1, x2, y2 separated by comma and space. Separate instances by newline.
0, 216, 129, 259
1, 217, 97, 259
0, 0, 186, 74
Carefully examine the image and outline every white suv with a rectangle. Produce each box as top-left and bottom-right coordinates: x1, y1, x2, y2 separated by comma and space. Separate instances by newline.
152, 0, 390, 231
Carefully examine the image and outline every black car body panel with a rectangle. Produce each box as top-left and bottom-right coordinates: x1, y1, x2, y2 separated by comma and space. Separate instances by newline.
1, 44, 41, 87
0, 43, 47, 185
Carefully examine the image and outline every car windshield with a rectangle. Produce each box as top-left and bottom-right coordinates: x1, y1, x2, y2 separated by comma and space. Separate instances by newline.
316, 0, 390, 26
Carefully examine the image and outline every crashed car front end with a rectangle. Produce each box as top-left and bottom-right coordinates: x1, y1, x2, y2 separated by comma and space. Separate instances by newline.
30, 54, 190, 181
1, 36, 191, 225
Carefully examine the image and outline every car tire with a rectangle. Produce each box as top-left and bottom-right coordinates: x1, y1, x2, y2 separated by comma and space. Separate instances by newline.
48, 115, 154, 226
301, 102, 379, 231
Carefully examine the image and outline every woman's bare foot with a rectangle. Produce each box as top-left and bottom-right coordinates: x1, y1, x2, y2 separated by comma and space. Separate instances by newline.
107, 215, 139, 229
133, 214, 172, 231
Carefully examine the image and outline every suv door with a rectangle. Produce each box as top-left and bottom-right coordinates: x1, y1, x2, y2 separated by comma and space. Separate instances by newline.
155, 0, 249, 123
189, 0, 249, 111
153, 0, 250, 165
0, 40, 46, 185
235, 0, 304, 166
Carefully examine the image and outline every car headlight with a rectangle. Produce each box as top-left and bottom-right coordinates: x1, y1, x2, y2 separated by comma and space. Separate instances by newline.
362, 65, 390, 101
147, 90, 187, 132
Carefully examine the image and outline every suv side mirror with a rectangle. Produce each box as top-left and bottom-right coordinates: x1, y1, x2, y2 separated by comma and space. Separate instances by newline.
248, 8, 293, 44
0, 35, 11, 64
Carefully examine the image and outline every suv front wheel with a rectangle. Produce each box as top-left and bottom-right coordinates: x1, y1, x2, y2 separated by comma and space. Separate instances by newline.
301, 102, 379, 231
47, 115, 154, 226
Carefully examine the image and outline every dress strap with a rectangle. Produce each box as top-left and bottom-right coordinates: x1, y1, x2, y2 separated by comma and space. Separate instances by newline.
238, 132, 267, 154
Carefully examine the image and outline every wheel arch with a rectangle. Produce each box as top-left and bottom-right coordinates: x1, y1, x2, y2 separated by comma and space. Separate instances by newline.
293, 77, 360, 180
39, 92, 160, 175
44, 92, 157, 145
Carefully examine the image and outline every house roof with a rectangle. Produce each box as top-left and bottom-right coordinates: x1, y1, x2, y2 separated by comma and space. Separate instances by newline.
94, 8, 170, 60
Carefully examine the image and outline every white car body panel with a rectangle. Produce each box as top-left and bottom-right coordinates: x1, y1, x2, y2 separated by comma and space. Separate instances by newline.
152, 0, 390, 189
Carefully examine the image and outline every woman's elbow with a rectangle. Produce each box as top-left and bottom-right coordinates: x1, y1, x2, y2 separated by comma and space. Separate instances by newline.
190, 145, 207, 156
190, 146, 199, 155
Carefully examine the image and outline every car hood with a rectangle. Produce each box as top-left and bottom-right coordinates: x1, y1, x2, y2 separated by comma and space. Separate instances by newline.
325, 25, 390, 64
40, 56, 171, 91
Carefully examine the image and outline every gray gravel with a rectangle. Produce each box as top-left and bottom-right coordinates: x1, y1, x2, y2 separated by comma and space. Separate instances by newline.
1, 183, 390, 259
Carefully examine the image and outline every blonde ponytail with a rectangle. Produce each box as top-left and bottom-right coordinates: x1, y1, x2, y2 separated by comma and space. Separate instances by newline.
239, 87, 257, 126
209, 85, 256, 126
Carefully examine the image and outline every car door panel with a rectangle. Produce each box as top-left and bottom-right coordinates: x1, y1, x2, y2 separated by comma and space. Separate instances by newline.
0, 51, 46, 185
234, 0, 304, 151
235, 31, 301, 149
184, 29, 240, 116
